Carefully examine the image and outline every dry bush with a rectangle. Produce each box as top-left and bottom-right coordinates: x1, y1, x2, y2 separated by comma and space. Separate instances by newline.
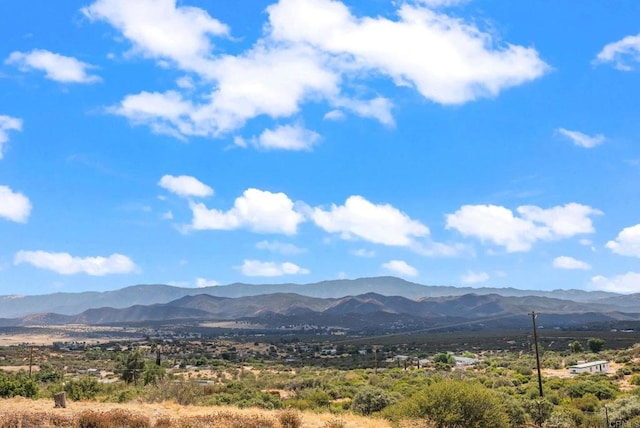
153, 416, 173, 428
78, 409, 150, 428
0, 412, 75, 428
169, 412, 276, 428
278, 409, 302, 428
321, 419, 346, 428
396, 419, 437, 428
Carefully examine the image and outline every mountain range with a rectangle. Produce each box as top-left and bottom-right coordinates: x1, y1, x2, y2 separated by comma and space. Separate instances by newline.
1, 277, 638, 331
0, 276, 627, 318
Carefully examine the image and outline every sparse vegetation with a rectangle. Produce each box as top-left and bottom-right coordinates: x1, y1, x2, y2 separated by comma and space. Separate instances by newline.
3, 327, 640, 427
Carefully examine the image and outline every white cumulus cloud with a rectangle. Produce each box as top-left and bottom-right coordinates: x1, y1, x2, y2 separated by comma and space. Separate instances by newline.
237, 259, 309, 277
158, 175, 213, 198
312, 195, 429, 246
590, 272, 640, 294
189, 188, 304, 235
87, 0, 548, 141
460, 270, 489, 284
606, 224, 640, 258
446, 203, 601, 252
557, 128, 605, 148
0, 186, 31, 223
267, 0, 548, 104
82, 0, 229, 73
195, 277, 220, 287
6, 50, 100, 83
14, 250, 137, 275
255, 123, 320, 151
552, 256, 591, 270
0, 115, 23, 159
594, 33, 640, 71
382, 260, 418, 277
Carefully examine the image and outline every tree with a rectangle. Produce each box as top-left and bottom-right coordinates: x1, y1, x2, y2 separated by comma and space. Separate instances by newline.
143, 361, 165, 385
118, 350, 145, 385
587, 338, 605, 353
569, 340, 584, 353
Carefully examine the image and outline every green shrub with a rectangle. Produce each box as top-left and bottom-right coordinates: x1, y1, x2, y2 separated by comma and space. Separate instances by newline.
351, 386, 391, 415
383, 379, 509, 427
64, 376, 102, 401
300, 388, 331, 408
0, 372, 38, 398
607, 396, 640, 424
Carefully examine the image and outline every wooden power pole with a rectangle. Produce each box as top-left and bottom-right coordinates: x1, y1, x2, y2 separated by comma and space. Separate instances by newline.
530, 311, 543, 397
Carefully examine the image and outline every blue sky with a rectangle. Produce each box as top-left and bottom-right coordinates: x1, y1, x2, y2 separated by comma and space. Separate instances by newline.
1, 0, 640, 296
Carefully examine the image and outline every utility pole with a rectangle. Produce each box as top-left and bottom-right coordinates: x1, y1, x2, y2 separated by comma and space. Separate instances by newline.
28, 346, 34, 378
530, 311, 543, 397
373, 346, 378, 374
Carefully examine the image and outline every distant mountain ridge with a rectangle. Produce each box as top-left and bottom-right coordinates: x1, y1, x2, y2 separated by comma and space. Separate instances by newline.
1, 291, 637, 331
0, 276, 627, 318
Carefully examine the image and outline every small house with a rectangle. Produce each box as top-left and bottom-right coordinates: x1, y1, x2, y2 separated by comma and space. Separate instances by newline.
454, 356, 479, 366
568, 360, 609, 375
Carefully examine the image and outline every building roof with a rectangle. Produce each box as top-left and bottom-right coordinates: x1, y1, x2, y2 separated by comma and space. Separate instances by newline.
568, 360, 609, 369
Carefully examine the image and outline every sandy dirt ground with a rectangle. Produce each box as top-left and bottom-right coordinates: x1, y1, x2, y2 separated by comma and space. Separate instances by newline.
0, 397, 392, 428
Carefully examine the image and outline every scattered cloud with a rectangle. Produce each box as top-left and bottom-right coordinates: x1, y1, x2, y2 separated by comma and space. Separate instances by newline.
256, 240, 306, 255
590, 272, 640, 294
88, 0, 548, 141
254, 123, 320, 151
323, 109, 346, 121
382, 260, 418, 277
332, 96, 394, 126
237, 259, 309, 277
195, 277, 220, 287
606, 224, 640, 258
6, 49, 100, 83
110, 91, 195, 140
594, 33, 640, 71
460, 270, 489, 284
158, 174, 214, 198
14, 250, 137, 275
82, 0, 229, 73
0, 186, 31, 223
446, 203, 601, 252
553, 256, 591, 270
352, 248, 376, 258
412, 241, 472, 257
556, 128, 605, 148
268, 0, 548, 105
312, 195, 429, 246
0, 115, 23, 159
414, 0, 469, 7
189, 188, 304, 235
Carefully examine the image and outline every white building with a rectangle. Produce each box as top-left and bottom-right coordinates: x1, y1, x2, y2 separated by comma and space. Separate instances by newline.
568, 360, 609, 375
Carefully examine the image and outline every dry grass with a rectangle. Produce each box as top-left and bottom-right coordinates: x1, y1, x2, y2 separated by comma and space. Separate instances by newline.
0, 398, 392, 428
